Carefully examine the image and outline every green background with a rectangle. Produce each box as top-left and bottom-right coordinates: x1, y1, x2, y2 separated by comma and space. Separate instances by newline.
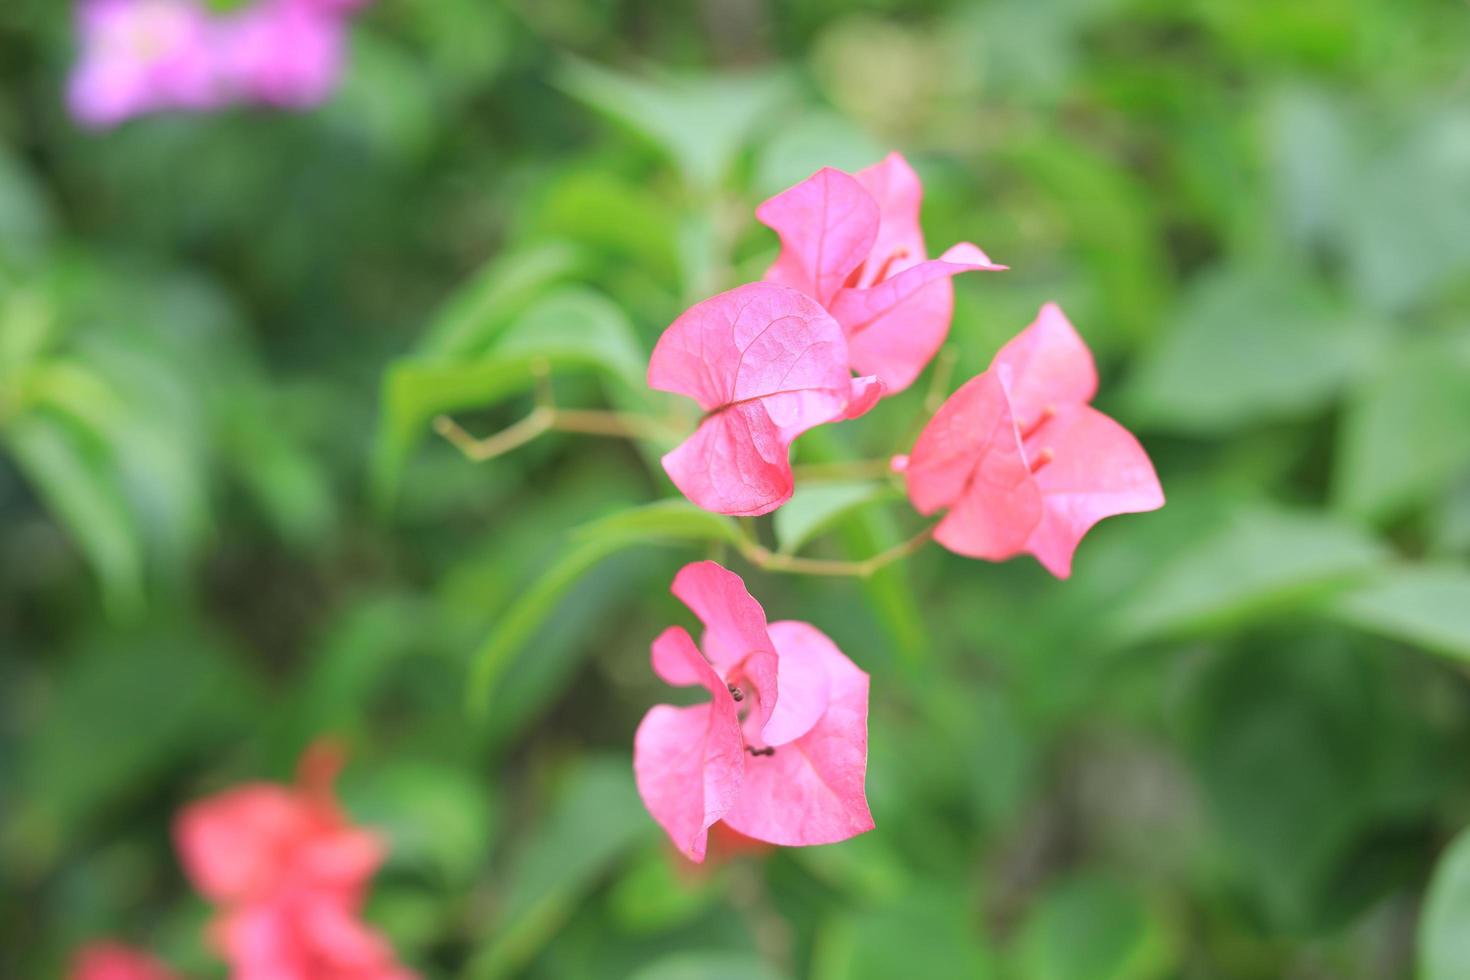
4, 0, 1470, 976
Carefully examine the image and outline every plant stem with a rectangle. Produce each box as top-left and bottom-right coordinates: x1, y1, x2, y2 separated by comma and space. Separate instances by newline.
736, 524, 935, 578
434, 408, 680, 463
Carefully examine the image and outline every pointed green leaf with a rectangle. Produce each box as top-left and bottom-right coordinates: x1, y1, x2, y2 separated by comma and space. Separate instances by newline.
1331, 564, 1470, 662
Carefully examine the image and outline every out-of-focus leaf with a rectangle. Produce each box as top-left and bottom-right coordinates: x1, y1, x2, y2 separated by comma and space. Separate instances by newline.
1128, 264, 1381, 433
469, 500, 739, 716
18, 623, 253, 850
274, 597, 436, 762
1012, 874, 1176, 980
1333, 335, 1470, 522
774, 480, 896, 554
466, 536, 624, 718
998, 132, 1167, 348
1421, 826, 1470, 980
494, 287, 646, 390
1342, 109, 1470, 314
630, 952, 786, 980
1110, 505, 1388, 644
0, 147, 52, 263
1266, 87, 1357, 248
223, 401, 335, 548
4, 414, 145, 618
557, 59, 790, 191
607, 845, 720, 934
533, 170, 680, 286
572, 499, 742, 550
375, 287, 650, 506
1180, 639, 1444, 930
1330, 565, 1470, 662
375, 356, 544, 507
469, 756, 653, 980
419, 243, 583, 359
328, 34, 439, 165
840, 505, 927, 666
341, 760, 496, 887
0, 282, 58, 377
752, 110, 885, 196
813, 886, 994, 980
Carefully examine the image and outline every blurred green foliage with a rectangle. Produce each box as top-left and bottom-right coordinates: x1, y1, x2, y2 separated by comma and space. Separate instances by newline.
3, 0, 1470, 977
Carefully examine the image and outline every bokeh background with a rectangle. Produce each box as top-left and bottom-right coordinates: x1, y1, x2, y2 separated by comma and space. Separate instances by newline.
5, 0, 1470, 977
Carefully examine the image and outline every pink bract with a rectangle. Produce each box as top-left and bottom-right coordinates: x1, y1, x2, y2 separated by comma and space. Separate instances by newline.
175, 740, 416, 980
905, 303, 1164, 578
217, 0, 348, 108
648, 282, 882, 516
68, 0, 224, 128
758, 153, 1006, 393
634, 561, 874, 862
69, 943, 178, 980
67, 0, 369, 128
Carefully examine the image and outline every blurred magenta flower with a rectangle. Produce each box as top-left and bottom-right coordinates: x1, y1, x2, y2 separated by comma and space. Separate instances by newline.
902, 303, 1164, 577
648, 282, 882, 516
69, 0, 223, 128
759, 153, 1006, 393
69, 943, 178, 980
174, 740, 416, 980
215, 0, 350, 109
635, 561, 874, 862
68, 0, 368, 128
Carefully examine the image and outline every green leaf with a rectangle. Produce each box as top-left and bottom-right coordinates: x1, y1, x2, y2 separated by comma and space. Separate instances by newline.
1330, 565, 1470, 662
1421, 826, 1470, 980
774, 480, 896, 554
375, 287, 651, 507
1333, 335, 1470, 522
468, 500, 739, 715
419, 243, 584, 359
1012, 874, 1176, 980
752, 109, 886, 196
1128, 264, 1382, 433
607, 845, 720, 934
4, 413, 145, 618
630, 952, 786, 980
0, 282, 59, 379
341, 760, 496, 887
557, 58, 790, 191
1179, 640, 1441, 930
1341, 108, 1470, 314
573, 498, 742, 550
1110, 505, 1388, 644
494, 287, 646, 390
814, 886, 994, 980
469, 756, 653, 980
466, 536, 622, 718
18, 622, 254, 845
374, 356, 544, 507
0, 146, 53, 264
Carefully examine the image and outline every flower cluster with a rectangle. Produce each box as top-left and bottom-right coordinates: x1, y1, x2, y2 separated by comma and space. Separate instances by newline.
634, 561, 873, 862
68, 0, 370, 128
174, 741, 415, 979
649, 152, 1163, 578
635, 154, 1163, 857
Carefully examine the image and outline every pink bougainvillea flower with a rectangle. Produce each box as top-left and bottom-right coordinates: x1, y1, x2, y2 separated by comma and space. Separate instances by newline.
175, 740, 416, 980
648, 282, 883, 516
634, 561, 874, 862
216, 0, 350, 108
68, 0, 224, 128
67, 0, 370, 128
758, 153, 1006, 394
904, 302, 1164, 578
69, 943, 179, 980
